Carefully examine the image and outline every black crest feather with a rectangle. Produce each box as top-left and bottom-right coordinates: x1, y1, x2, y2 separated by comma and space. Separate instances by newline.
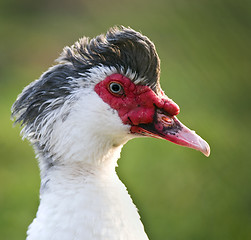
59, 26, 161, 91
12, 26, 161, 138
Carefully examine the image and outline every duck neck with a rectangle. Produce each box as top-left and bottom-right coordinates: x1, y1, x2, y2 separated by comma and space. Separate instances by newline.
37, 141, 125, 194
27, 143, 149, 240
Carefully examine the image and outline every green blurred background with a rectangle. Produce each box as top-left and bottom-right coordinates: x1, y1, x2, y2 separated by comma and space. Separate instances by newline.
0, 0, 250, 239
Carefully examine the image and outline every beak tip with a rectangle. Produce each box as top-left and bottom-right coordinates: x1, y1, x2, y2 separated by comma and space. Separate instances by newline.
199, 138, 210, 157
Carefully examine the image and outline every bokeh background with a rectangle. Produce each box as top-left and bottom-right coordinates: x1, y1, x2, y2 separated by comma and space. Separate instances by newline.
0, 0, 250, 239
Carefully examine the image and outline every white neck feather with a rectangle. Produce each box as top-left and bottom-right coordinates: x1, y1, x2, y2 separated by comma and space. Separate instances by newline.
27, 146, 149, 240
27, 91, 149, 240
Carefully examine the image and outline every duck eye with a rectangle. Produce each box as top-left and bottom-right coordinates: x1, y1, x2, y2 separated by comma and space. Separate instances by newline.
109, 82, 124, 95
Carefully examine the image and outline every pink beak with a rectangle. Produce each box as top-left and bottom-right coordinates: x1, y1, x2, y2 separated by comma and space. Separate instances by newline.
131, 110, 210, 157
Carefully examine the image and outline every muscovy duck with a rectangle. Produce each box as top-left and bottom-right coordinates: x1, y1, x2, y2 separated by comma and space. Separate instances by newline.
12, 26, 210, 240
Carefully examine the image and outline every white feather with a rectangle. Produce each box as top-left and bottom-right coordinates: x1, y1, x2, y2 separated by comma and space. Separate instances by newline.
27, 87, 149, 240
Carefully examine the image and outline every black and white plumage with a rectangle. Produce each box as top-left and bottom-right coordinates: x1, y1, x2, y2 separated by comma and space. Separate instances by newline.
12, 26, 210, 240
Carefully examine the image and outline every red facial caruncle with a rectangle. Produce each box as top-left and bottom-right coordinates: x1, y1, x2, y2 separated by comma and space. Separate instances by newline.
95, 73, 210, 156
94, 73, 179, 126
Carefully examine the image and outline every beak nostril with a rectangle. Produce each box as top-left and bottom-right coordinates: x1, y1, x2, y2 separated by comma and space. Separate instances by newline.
161, 116, 172, 124
158, 114, 174, 127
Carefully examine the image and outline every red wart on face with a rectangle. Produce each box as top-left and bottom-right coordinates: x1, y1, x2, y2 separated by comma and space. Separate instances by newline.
95, 73, 210, 157
94, 73, 179, 125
